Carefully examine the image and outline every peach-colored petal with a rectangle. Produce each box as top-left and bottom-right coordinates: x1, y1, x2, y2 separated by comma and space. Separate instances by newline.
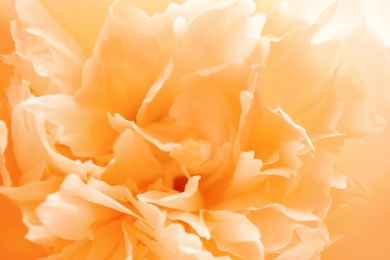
224, 150, 264, 198
87, 221, 128, 260
259, 26, 340, 136
10, 0, 84, 95
313, 0, 363, 43
109, 113, 230, 188
282, 150, 334, 219
362, 0, 390, 46
138, 176, 203, 211
168, 211, 211, 239
5, 78, 31, 109
136, 59, 174, 125
109, 112, 234, 199
0, 0, 15, 57
261, 1, 308, 40
326, 28, 390, 182
169, 85, 236, 146
275, 226, 328, 259
250, 208, 298, 253
239, 95, 313, 176
76, 0, 170, 120
25, 95, 114, 157
203, 210, 264, 259
165, 209, 260, 258
11, 95, 112, 182
322, 173, 390, 259
37, 192, 96, 240
170, 139, 212, 169
130, 0, 185, 16
39, 0, 114, 57
109, 115, 180, 152
334, 76, 387, 136
131, 199, 218, 259
0, 193, 47, 259
136, 220, 218, 259
249, 207, 328, 258
37, 239, 89, 260
0, 178, 62, 202
0, 121, 11, 186
119, 0, 268, 125
103, 128, 163, 188
34, 174, 139, 241
121, 220, 147, 259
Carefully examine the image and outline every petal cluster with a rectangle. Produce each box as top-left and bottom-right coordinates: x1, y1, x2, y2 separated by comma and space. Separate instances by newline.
0, 0, 389, 259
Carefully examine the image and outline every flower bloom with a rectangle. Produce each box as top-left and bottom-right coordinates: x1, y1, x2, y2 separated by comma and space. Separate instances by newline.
1, 0, 390, 259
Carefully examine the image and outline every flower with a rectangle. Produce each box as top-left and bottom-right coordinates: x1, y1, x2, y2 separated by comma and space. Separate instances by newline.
0, 0, 390, 259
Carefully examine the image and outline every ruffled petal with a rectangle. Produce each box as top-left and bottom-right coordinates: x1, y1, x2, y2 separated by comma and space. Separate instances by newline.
11, 95, 113, 182
9, 0, 84, 95
102, 128, 163, 188
35, 174, 138, 241
138, 176, 204, 211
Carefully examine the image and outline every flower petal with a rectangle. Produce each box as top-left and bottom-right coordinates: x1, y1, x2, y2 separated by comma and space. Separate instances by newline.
137, 176, 204, 211
11, 0, 84, 94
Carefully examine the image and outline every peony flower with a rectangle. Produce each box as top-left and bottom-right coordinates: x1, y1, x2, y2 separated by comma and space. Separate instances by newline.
0, 0, 389, 259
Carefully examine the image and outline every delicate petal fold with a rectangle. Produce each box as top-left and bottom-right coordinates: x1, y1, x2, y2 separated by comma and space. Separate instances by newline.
11, 95, 114, 183
138, 176, 204, 211
35, 174, 138, 241
204, 210, 264, 259
0, 121, 11, 186
9, 0, 84, 95
102, 128, 163, 188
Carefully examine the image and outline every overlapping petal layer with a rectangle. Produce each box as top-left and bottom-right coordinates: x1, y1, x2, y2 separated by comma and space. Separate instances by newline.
0, 0, 389, 259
